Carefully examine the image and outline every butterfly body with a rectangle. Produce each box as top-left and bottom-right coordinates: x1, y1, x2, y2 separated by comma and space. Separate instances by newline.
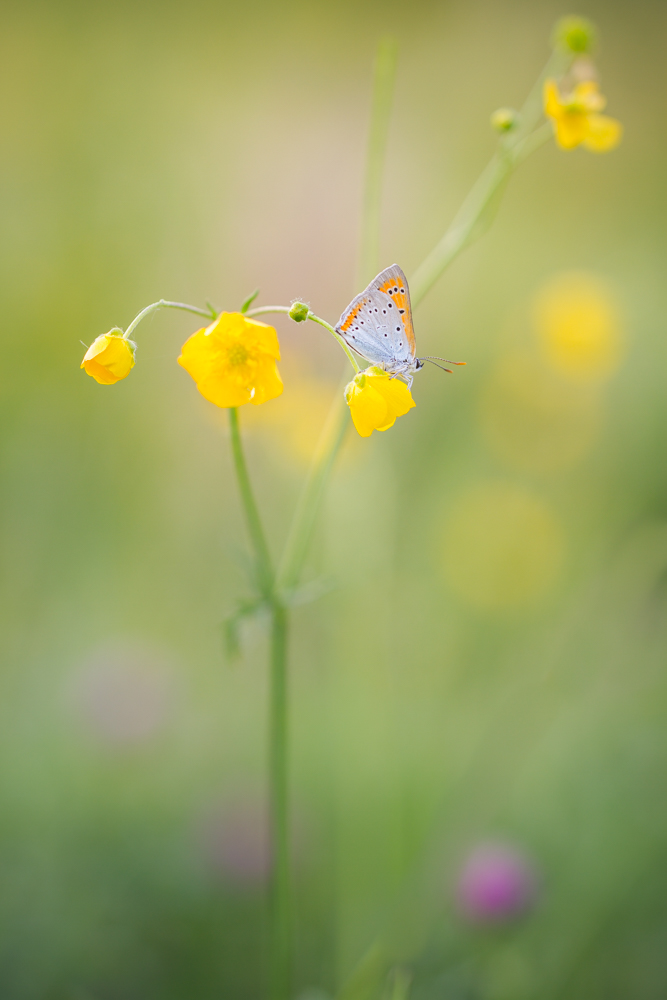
335, 264, 423, 387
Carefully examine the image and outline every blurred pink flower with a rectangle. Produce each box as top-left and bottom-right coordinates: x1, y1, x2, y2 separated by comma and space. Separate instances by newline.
199, 798, 270, 887
73, 640, 175, 747
456, 842, 539, 922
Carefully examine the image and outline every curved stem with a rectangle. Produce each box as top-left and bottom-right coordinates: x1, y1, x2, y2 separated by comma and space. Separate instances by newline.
306, 313, 361, 373
228, 407, 274, 598
122, 299, 215, 340
246, 306, 361, 374
246, 305, 292, 318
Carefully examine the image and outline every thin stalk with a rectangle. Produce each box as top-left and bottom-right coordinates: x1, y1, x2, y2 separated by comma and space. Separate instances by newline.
245, 306, 361, 374
227, 406, 291, 999
228, 407, 274, 598
358, 36, 399, 287
306, 313, 360, 373
122, 299, 215, 340
277, 384, 350, 595
409, 146, 514, 306
409, 48, 573, 307
269, 599, 290, 1000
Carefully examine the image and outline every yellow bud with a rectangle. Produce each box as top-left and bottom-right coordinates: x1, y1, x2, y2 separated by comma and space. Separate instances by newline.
81, 332, 136, 385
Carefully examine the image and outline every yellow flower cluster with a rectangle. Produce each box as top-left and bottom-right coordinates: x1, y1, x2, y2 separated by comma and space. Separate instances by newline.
80, 313, 419, 437
543, 79, 621, 152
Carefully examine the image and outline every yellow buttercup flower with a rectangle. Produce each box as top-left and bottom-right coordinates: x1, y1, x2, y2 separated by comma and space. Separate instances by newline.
345, 366, 415, 437
178, 311, 283, 408
544, 78, 622, 152
81, 332, 135, 385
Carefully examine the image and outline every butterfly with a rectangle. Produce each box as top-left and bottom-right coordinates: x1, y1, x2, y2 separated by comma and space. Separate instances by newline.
335, 264, 463, 388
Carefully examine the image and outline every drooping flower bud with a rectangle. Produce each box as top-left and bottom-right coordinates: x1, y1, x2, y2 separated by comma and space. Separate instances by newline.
81, 332, 136, 385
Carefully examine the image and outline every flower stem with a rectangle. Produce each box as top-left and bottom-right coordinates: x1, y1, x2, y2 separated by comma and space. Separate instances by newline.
306, 313, 360, 373
227, 406, 292, 999
122, 299, 215, 340
358, 36, 399, 287
245, 305, 361, 374
228, 407, 274, 598
269, 597, 290, 1000
409, 49, 572, 307
278, 383, 350, 595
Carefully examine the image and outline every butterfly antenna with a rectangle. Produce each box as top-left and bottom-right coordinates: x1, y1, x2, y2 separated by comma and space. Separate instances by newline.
419, 356, 466, 365
423, 358, 453, 374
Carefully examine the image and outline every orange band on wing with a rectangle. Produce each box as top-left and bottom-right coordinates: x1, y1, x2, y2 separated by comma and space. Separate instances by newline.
378, 279, 415, 352
340, 300, 365, 332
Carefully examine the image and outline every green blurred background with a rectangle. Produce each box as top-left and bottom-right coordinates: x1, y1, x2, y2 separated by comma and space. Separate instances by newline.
2, 0, 667, 996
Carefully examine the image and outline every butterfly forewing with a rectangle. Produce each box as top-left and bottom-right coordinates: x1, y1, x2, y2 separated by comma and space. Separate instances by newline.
336, 265, 416, 370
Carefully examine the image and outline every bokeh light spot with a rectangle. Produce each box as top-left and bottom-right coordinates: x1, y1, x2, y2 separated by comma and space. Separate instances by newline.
532, 271, 623, 380
442, 483, 565, 609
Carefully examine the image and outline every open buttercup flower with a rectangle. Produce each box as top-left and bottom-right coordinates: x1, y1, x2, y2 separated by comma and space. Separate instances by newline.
81, 331, 136, 385
178, 311, 283, 408
543, 78, 622, 152
345, 366, 415, 437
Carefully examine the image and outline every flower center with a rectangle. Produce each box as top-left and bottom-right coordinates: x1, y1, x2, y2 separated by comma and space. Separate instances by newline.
227, 343, 249, 366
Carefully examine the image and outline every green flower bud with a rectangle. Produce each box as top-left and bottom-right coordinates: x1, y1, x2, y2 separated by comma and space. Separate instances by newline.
288, 301, 310, 323
490, 107, 520, 133
552, 15, 597, 55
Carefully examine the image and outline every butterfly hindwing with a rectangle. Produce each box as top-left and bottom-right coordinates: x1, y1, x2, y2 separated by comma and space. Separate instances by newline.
336, 265, 416, 369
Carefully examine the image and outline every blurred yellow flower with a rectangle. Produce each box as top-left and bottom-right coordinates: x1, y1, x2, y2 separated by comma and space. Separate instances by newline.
533, 272, 623, 380
81, 333, 135, 385
345, 367, 415, 437
544, 79, 622, 152
442, 483, 564, 610
179, 312, 282, 408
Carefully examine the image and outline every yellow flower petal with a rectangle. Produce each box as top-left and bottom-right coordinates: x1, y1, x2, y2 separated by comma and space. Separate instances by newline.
572, 80, 606, 112
249, 360, 283, 405
553, 112, 590, 149
178, 311, 283, 409
81, 333, 135, 384
583, 114, 623, 152
543, 79, 564, 120
345, 368, 416, 437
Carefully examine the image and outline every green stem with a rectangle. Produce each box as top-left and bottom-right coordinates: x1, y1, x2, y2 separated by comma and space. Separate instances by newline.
228, 407, 274, 598
227, 406, 291, 999
278, 384, 350, 595
306, 313, 360, 373
409, 48, 572, 307
246, 305, 361, 374
358, 36, 399, 287
122, 299, 215, 340
269, 598, 290, 1000
409, 146, 514, 307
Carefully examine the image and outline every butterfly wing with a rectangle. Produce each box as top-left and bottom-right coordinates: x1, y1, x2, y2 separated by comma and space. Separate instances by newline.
335, 264, 416, 369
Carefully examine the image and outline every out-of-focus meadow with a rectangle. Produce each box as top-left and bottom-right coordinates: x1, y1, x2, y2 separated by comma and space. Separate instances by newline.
2, 0, 667, 996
